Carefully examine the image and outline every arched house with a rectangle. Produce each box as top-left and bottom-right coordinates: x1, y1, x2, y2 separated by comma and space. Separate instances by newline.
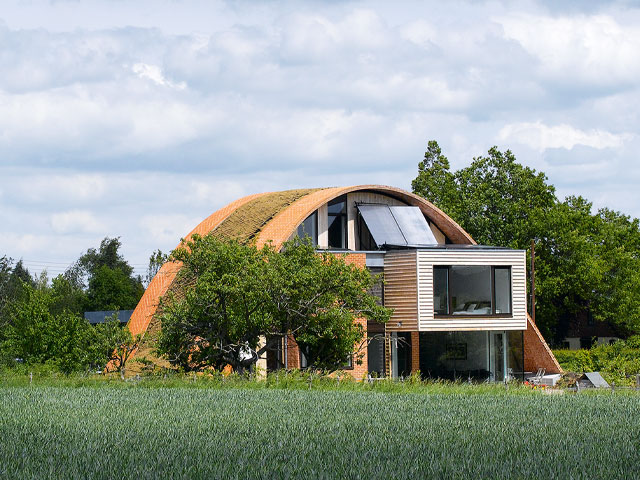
128, 185, 561, 380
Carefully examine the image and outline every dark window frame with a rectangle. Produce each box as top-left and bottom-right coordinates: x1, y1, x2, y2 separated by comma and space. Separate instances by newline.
295, 211, 318, 246
298, 345, 354, 371
328, 195, 348, 249
434, 265, 513, 318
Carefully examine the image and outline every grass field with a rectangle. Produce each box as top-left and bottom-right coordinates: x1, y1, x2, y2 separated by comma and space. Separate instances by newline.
0, 385, 639, 479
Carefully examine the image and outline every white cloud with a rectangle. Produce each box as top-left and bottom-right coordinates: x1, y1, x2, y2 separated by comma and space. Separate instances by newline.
132, 63, 186, 90
400, 19, 437, 48
499, 13, 640, 86
139, 214, 204, 245
50, 210, 103, 234
498, 122, 632, 151
0, 84, 222, 159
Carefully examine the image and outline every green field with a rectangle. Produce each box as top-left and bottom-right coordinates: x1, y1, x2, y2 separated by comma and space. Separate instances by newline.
0, 385, 639, 479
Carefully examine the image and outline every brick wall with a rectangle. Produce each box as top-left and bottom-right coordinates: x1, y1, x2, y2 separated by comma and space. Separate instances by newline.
410, 332, 420, 374
524, 315, 562, 374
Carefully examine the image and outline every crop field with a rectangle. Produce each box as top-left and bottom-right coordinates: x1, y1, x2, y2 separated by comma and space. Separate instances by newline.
0, 385, 639, 479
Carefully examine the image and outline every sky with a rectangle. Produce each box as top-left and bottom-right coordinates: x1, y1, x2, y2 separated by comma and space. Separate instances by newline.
1, 0, 639, 279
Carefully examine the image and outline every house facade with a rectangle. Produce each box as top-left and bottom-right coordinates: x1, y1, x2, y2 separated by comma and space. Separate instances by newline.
127, 185, 561, 380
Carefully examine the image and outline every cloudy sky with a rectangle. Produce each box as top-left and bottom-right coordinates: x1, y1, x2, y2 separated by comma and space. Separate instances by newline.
1, 0, 639, 278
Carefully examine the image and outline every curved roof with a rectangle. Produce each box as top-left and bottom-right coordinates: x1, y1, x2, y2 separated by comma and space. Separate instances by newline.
127, 185, 474, 338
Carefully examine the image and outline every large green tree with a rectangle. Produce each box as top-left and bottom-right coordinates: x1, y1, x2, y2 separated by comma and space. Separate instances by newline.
66, 237, 144, 311
412, 141, 640, 341
158, 236, 390, 373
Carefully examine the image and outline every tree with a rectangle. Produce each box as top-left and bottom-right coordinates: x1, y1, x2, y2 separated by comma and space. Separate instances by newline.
0, 239, 147, 373
414, 144, 556, 249
411, 140, 461, 220
412, 141, 640, 341
86, 265, 143, 311
66, 237, 144, 312
145, 249, 168, 287
92, 316, 141, 377
0, 280, 53, 365
157, 236, 390, 373
263, 238, 389, 370
49, 274, 87, 317
0, 256, 13, 349
0, 278, 136, 373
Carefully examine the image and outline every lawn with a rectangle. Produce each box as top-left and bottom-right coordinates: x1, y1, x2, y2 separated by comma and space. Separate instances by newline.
0, 385, 638, 479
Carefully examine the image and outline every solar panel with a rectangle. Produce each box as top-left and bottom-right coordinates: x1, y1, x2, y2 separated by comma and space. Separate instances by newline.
357, 205, 438, 247
357, 205, 406, 247
389, 206, 438, 245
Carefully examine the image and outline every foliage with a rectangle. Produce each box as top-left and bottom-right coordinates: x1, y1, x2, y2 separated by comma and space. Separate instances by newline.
158, 236, 390, 373
66, 237, 144, 312
1, 386, 638, 479
413, 144, 556, 249
0, 238, 147, 374
145, 249, 168, 287
554, 337, 640, 385
0, 258, 35, 340
0, 280, 134, 373
412, 141, 640, 340
48, 274, 87, 317
411, 140, 461, 219
98, 317, 141, 375
86, 264, 144, 311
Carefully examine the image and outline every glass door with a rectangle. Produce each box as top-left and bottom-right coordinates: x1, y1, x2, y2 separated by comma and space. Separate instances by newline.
490, 332, 507, 382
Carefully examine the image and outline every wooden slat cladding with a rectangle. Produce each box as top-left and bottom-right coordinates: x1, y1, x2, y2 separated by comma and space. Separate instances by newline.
384, 250, 418, 331
417, 249, 527, 331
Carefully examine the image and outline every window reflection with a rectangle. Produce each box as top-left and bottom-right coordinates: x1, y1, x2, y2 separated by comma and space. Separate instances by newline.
328, 195, 347, 249
433, 266, 512, 315
295, 212, 318, 246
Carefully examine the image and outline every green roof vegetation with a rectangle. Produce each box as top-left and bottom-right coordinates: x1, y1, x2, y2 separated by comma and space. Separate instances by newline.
210, 188, 323, 243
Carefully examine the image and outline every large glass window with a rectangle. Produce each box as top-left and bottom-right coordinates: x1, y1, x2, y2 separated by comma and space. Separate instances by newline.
295, 212, 318, 246
450, 266, 492, 314
419, 331, 491, 380
433, 266, 449, 315
494, 267, 511, 315
507, 331, 524, 381
367, 334, 385, 376
433, 266, 511, 316
328, 195, 347, 249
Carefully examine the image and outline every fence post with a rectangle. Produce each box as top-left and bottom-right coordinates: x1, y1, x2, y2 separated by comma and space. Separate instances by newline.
29, 372, 32, 385
611, 381, 615, 393
636, 374, 640, 391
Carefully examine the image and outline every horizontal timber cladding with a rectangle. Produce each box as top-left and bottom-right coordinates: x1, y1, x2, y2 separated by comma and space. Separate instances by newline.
416, 249, 527, 331
383, 250, 418, 332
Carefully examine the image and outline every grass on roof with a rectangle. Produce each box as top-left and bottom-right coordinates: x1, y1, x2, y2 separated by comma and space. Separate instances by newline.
209, 188, 322, 243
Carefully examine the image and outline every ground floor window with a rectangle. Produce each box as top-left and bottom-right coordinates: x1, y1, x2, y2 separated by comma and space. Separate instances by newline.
299, 344, 353, 370
266, 335, 284, 371
391, 332, 412, 378
418, 330, 524, 381
368, 334, 385, 376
